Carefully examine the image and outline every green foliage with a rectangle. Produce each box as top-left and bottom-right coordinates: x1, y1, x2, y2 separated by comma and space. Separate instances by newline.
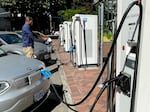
104, 31, 113, 40
58, 8, 92, 21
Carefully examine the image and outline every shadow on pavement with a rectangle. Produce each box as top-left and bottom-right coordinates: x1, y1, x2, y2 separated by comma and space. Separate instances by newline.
23, 84, 64, 112
45, 59, 57, 67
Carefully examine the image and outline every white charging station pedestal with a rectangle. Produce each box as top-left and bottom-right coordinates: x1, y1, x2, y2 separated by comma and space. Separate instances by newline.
132, 0, 150, 112
72, 14, 98, 67
59, 24, 65, 46
116, 0, 150, 112
63, 21, 72, 52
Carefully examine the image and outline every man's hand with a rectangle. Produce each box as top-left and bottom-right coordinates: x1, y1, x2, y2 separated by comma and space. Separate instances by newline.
42, 36, 48, 41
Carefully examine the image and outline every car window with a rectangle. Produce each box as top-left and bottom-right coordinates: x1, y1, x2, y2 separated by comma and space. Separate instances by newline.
0, 34, 22, 44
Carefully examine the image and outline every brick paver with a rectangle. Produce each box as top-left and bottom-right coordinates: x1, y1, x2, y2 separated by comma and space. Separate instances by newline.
53, 39, 111, 112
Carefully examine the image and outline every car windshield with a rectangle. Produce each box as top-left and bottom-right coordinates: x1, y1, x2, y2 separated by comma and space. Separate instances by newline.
17, 31, 41, 39
0, 49, 7, 57
0, 34, 22, 44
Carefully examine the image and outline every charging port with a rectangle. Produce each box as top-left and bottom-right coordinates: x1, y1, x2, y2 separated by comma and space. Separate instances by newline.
116, 72, 131, 97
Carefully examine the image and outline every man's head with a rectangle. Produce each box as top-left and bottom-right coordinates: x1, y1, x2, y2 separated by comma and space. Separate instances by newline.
25, 16, 33, 26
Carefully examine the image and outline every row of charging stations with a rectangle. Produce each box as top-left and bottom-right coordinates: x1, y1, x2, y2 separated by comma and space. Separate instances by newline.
59, 21, 72, 52
59, 14, 98, 67
57, 1, 150, 112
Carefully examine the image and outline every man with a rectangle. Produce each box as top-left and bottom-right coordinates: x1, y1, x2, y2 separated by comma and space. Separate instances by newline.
22, 16, 34, 58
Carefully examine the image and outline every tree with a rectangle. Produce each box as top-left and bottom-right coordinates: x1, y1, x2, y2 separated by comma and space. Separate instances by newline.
58, 8, 92, 21
57, 0, 96, 21
0, 0, 97, 30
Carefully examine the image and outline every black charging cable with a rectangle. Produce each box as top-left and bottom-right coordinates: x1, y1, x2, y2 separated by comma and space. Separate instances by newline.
64, 0, 142, 107
49, 79, 78, 112
90, 1, 143, 112
50, 0, 142, 111
130, 1, 142, 112
82, 20, 88, 68
69, 23, 76, 66
130, 17, 140, 41
89, 76, 123, 112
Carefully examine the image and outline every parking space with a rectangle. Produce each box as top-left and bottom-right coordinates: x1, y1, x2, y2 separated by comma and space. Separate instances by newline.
22, 45, 71, 112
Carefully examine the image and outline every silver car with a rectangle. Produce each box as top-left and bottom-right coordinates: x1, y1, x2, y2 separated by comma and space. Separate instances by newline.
16, 30, 54, 53
0, 31, 51, 62
0, 48, 50, 112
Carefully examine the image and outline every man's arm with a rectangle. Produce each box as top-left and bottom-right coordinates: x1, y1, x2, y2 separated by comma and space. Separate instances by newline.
22, 24, 48, 42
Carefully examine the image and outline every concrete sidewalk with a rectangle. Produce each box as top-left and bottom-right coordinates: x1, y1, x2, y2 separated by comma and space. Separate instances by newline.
47, 50, 75, 112
48, 39, 111, 112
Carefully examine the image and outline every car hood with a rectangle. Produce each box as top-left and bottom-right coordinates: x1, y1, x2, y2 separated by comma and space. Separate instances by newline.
0, 42, 48, 55
0, 44, 23, 55
0, 54, 45, 81
16, 42, 48, 54
34, 42, 48, 53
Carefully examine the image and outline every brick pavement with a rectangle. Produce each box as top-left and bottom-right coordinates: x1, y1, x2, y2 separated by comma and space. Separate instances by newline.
52, 39, 111, 112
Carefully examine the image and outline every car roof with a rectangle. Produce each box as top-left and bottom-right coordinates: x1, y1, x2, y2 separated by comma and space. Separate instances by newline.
0, 31, 18, 35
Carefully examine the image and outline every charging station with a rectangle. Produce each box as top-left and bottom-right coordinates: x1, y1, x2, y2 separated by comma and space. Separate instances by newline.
133, 1, 150, 111
63, 21, 72, 52
115, 0, 150, 112
59, 24, 65, 46
72, 14, 98, 67
53, 1, 150, 112
48, 1, 150, 112
116, 0, 140, 112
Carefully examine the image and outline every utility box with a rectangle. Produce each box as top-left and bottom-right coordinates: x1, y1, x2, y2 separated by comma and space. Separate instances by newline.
72, 14, 98, 67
